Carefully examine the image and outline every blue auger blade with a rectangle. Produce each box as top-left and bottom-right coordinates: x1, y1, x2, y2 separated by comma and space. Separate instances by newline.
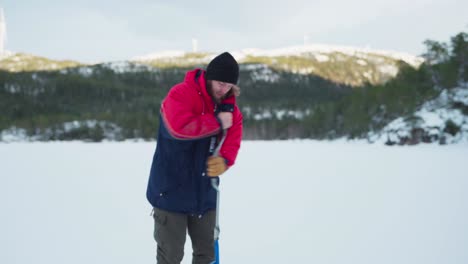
214, 239, 220, 264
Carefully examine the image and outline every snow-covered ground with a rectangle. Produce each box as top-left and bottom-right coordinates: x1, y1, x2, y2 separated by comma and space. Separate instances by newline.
1, 141, 467, 264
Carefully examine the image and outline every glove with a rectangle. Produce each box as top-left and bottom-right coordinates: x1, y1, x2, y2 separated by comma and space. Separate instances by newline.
206, 156, 227, 177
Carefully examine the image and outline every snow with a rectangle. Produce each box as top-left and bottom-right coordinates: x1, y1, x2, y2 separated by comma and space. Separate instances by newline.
3, 83, 21, 93
415, 88, 468, 127
249, 108, 310, 121
1, 141, 468, 264
0, 126, 28, 141
357, 59, 367, 66
374, 86, 468, 144
295, 67, 315, 75
100, 61, 154, 73
77, 66, 94, 77
130, 44, 423, 68
0, 120, 123, 142
378, 64, 399, 76
12, 54, 21, 61
242, 64, 280, 83
315, 54, 330, 62
453, 87, 468, 105
132, 50, 187, 61
254, 110, 273, 120
233, 44, 424, 68
363, 70, 372, 80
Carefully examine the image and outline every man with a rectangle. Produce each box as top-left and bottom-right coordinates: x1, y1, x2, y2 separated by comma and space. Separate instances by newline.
146, 52, 243, 264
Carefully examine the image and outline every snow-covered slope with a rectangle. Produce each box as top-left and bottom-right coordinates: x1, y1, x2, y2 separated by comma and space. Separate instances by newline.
1, 44, 423, 87
370, 84, 468, 145
233, 44, 423, 68
132, 50, 187, 61
133, 44, 423, 68
0, 52, 82, 72
132, 45, 423, 86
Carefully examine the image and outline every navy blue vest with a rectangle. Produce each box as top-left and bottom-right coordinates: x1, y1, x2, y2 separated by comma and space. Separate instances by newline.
146, 119, 219, 215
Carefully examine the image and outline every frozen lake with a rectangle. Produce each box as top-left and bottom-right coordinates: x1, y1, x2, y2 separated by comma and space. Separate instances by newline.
1, 141, 467, 264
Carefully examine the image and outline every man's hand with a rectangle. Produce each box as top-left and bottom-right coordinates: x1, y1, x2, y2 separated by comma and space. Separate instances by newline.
217, 112, 233, 130
206, 156, 227, 177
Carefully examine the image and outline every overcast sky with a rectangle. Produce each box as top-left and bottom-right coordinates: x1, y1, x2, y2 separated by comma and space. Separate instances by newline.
1, 0, 467, 63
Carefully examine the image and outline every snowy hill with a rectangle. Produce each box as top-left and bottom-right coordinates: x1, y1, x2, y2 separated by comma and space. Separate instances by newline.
133, 45, 424, 86
134, 45, 423, 67
238, 44, 423, 67
0, 53, 157, 74
369, 83, 468, 145
0, 44, 424, 86
0, 52, 83, 72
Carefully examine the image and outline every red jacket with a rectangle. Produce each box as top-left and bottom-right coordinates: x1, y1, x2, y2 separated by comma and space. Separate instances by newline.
160, 69, 242, 166
147, 69, 242, 214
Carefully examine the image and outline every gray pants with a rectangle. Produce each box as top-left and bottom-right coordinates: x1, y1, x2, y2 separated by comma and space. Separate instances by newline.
153, 207, 216, 264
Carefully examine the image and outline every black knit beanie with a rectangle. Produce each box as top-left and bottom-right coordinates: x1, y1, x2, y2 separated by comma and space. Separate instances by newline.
205, 52, 239, 85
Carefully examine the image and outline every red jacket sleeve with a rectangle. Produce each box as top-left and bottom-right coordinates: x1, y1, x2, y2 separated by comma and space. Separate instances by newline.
219, 106, 243, 167
161, 84, 221, 140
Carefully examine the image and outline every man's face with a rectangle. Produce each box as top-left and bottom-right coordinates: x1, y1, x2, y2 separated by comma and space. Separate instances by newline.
207, 80, 234, 103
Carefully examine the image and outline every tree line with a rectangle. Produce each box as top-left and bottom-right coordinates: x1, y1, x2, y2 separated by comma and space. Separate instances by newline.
1, 31, 466, 141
